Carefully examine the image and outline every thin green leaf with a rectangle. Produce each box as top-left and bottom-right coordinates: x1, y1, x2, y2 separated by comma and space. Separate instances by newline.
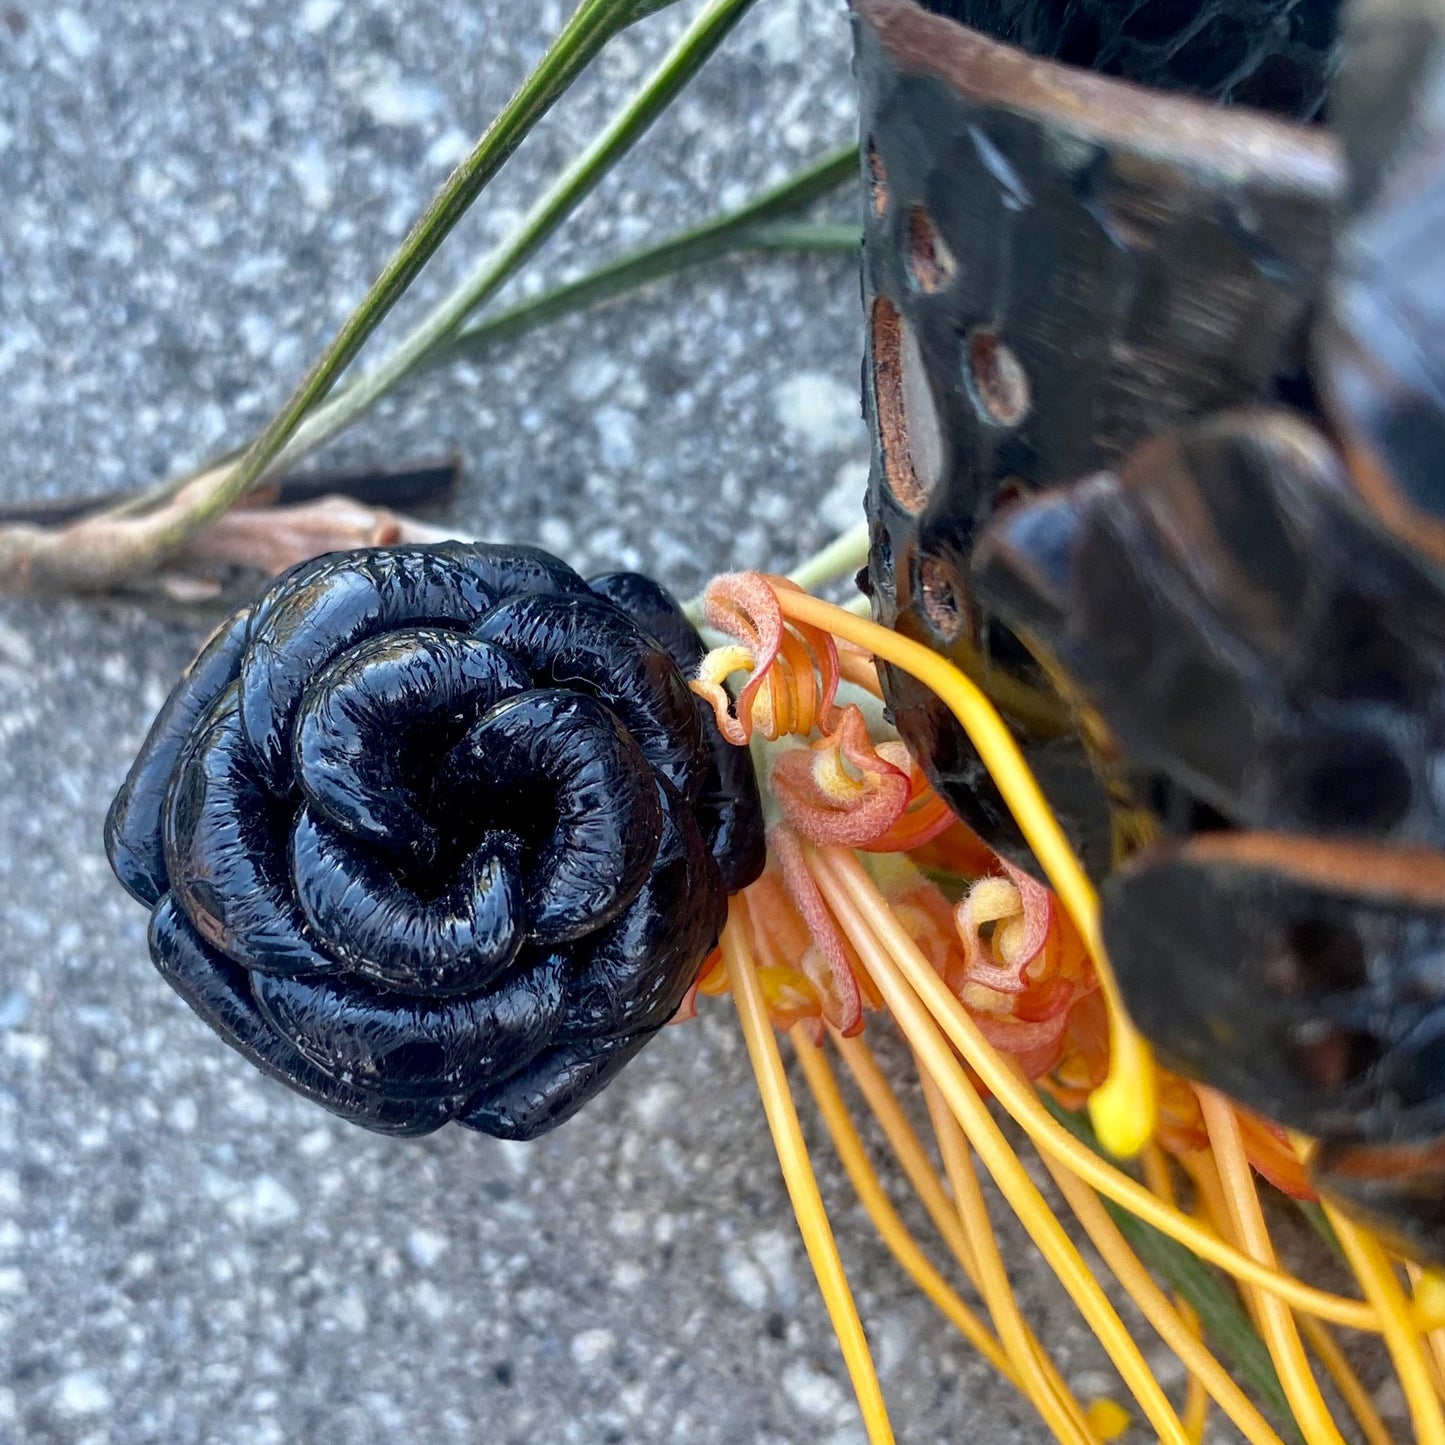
1041, 1095, 1301, 1440
440, 149, 859, 365
144, 0, 659, 553
272, 0, 763, 483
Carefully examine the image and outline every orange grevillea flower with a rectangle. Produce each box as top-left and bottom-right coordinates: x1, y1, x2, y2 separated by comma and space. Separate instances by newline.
692, 572, 841, 743
771, 703, 954, 852
951, 859, 1097, 1078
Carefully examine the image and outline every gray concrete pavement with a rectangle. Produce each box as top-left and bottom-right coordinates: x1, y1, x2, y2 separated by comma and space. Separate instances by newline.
0, 3, 1090, 1440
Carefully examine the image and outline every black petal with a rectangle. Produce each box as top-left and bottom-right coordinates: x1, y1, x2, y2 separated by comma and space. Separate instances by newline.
105, 607, 252, 906
163, 689, 334, 977
251, 952, 567, 1102
440, 689, 662, 944
149, 896, 454, 1136
476, 593, 707, 801
292, 626, 529, 866
292, 809, 526, 996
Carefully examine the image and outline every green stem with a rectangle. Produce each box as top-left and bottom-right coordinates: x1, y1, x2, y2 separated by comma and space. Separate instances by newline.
438, 152, 859, 364
145, 0, 675, 556
265, 0, 764, 489
787, 519, 870, 593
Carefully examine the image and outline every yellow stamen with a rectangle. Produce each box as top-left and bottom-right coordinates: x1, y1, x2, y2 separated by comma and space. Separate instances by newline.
774, 588, 1155, 1157
1196, 1087, 1348, 1445
1032, 1132, 1286, 1445
814, 847, 1192, 1442
813, 844, 1382, 1332
788, 1027, 1017, 1384
920, 1075, 1099, 1445
721, 899, 895, 1445
1417, 1270, 1445, 1334
1084, 1399, 1132, 1441
833, 1035, 1095, 1443
1298, 1315, 1396, 1445
1324, 1204, 1445, 1445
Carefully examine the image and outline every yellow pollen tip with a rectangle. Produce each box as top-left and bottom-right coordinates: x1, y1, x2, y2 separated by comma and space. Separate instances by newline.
813, 745, 869, 802
699, 643, 755, 686
1089, 1032, 1157, 1160
1085, 1398, 1132, 1441
1414, 1269, 1445, 1332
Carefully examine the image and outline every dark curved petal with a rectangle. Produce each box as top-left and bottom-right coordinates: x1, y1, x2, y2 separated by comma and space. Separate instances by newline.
1314, 1138, 1445, 1268
586, 570, 705, 670
251, 953, 567, 1102
292, 808, 525, 996
450, 541, 591, 603
457, 1031, 650, 1141
148, 896, 453, 1136
556, 777, 725, 1043
974, 412, 1445, 846
241, 545, 500, 793
586, 572, 766, 892
293, 627, 529, 865
1103, 833, 1445, 1143
476, 594, 706, 801
163, 690, 335, 977
105, 607, 252, 906
440, 689, 662, 945
691, 697, 767, 893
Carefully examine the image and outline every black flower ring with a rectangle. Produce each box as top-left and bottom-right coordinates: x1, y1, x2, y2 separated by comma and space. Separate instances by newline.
105, 543, 765, 1139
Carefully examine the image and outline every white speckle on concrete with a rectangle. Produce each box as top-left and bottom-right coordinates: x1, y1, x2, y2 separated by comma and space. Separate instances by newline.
781, 1360, 847, 1420
289, 140, 335, 212
231, 1175, 300, 1228
54, 10, 100, 61
57, 1371, 111, 1417
756, 0, 806, 64
425, 129, 473, 172
594, 406, 637, 469
326, 1288, 370, 1332
355, 71, 445, 129
752, 1229, 800, 1308
774, 370, 865, 454
300, 0, 342, 32
822, 457, 869, 533
406, 1227, 448, 1269
569, 1328, 615, 1370
721, 1245, 770, 1310
168, 1097, 199, 1133
629, 1079, 681, 1129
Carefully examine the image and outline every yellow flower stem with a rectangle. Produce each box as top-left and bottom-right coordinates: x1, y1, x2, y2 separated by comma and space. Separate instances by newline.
721, 902, 896, 1445
811, 849, 1191, 1443
774, 588, 1155, 1157
1196, 1088, 1347, 1445
833, 1035, 1100, 1441
1297, 1315, 1396, 1445
1032, 1139, 1286, 1445
1323, 1204, 1445, 1445
1178, 1302, 1210, 1445
788, 1028, 1017, 1382
1135, 1144, 1210, 1441
1406, 1266, 1445, 1399
919, 1075, 1100, 1445
832, 1033, 984, 1283
815, 844, 1381, 1334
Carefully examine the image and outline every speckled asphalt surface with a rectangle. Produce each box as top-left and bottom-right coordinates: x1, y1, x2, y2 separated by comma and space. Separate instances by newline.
0, 3, 1120, 1441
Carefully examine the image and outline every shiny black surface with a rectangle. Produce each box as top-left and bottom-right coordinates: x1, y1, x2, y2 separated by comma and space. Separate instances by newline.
106, 543, 763, 1139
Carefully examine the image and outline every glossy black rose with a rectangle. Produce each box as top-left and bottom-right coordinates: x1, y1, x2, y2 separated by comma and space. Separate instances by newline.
105, 542, 764, 1139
